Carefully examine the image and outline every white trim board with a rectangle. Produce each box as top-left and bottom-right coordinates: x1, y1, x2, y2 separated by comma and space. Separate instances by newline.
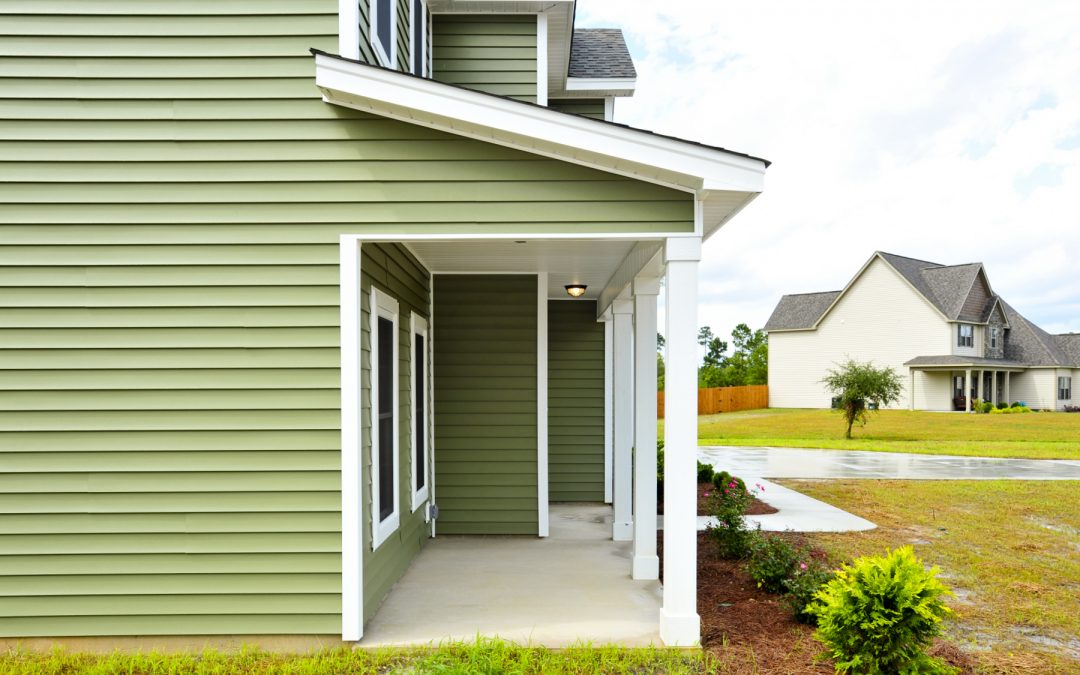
370, 0, 397, 68
537, 271, 550, 537
313, 51, 767, 235
536, 12, 548, 107
340, 237, 363, 642
410, 312, 431, 513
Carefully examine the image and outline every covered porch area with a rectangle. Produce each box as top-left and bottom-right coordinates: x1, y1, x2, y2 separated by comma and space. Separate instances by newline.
905, 356, 1027, 411
359, 503, 662, 647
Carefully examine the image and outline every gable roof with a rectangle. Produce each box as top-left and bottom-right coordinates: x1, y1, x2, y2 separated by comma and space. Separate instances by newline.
763, 291, 841, 332
568, 29, 637, 79
764, 251, 1079, 367
312, 50, 768, 238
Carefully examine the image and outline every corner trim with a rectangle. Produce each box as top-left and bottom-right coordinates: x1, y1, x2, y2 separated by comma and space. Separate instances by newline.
339, 237, 363, 642
537, 271, 550, 537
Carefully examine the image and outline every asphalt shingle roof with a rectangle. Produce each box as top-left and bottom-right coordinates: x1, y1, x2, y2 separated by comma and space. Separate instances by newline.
763, 291, 840, 331
903, 355, 1029, 368
765, 252, 1080, 368
568, 29, 637, 79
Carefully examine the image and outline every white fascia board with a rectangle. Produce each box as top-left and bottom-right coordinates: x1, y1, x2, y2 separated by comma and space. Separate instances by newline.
314, 52, 767, 197
564, 76, 636, 95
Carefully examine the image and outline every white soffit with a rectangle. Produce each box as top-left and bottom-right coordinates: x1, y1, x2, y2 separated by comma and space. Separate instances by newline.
405, 239, 638, 300
313, 52, 767, 232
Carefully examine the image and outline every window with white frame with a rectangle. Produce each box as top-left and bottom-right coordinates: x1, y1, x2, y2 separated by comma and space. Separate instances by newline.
370, 0, 396, 68
1060, 376, 1072, 401
370, 288, 400, 549
409, 0, 428, 77
410, 313, 430, 511
958, 324, 974, 348
990, 326, 998, 350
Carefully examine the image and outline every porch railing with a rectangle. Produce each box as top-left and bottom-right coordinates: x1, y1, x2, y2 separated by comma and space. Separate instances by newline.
657, 384, 768, 418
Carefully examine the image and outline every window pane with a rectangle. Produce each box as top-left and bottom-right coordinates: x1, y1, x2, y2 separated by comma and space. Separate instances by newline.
415, 334, 426, 491
377, 0, 393, 62
377, 316, 394, 521
412, 0, 424, 76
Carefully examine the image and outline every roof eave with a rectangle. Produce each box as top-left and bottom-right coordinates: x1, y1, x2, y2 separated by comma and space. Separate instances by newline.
312, 51, 768, 237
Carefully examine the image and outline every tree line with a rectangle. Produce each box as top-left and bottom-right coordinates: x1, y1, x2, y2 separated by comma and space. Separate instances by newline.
656, 323, 768, 390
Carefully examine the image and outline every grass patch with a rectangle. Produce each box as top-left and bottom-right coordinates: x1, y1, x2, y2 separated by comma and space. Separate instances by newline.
684, 408, 1080, 459
0, 639, 718, 675
783, 479, 1080, 673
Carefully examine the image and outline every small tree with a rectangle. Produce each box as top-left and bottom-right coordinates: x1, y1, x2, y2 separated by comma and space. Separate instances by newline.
821, 359, 903, 439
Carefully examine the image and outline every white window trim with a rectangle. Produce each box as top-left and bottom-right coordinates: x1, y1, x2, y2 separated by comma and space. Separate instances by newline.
370, 0, 397, 69
410, 312, 431, 512
370, 287, 400, 550
990, 326, 998, 349
958, 324, 974, 348
409, 0, 428, 77
1059, 376, 1072, 401
339, 0, 361, 60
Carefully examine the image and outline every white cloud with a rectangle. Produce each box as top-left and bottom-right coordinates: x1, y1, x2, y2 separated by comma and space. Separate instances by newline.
577, 0, 1080, 340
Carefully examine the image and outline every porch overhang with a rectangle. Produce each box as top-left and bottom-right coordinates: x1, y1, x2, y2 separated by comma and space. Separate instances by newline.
312, 50, 768, 239
904, 355, 1028, 372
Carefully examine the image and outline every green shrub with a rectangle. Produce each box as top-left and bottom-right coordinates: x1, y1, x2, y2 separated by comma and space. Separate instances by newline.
989, 406, 1005, 415
996, 401, 1008, 410
705, 476, 759, 559
784, 559, 834, 624
713, 470, 732, 490
809, 546, 956, 675
697, 460, 715, 484
656, 441, 664, 501
1011, 401, 1022, 408
747, 534, 801, 594
979, 400, 994, 414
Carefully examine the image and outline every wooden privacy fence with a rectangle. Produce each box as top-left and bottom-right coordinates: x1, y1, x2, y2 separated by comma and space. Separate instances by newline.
657, 385, 768, 418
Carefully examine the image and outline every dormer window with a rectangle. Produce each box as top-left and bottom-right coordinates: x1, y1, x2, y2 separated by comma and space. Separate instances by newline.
371, 0, 396, 68
989, 326, 998, 350
958, 324, 974, 348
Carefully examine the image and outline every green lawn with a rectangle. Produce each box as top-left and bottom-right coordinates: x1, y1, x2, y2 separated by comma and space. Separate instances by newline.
784, 479, 1080, 674
678, 408, 1080, 459
0, 641, 715, 675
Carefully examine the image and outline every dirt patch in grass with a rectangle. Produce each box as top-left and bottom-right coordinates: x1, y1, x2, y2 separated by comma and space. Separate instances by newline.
657, 483, 778, 517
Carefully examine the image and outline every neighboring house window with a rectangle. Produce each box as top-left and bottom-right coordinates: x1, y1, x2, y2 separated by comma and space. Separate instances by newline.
371, 0, 396, 68
990, 326, 998, 350
411, 313, 430, 511
1060, 376, 1073, 401
410, 0, 428, 77
371, 288, 400, 549
957, 324, 974, 348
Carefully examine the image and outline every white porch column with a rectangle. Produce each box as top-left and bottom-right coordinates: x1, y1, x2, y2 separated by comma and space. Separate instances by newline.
909, 369, 916, 410
632, 276, 660, 580
1005, 371, 1011, 405
965, 369, 972, 412
602, 314, 614, 504
991, 370, 998, 406
611, 298, 634, 541
660, 237, 701, 646
975, 369, 983, 402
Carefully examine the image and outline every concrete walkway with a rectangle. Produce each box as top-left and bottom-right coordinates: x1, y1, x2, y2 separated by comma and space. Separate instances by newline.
359, 504, 661, 648
699, 446, 1080, 480
693, 478, 877, 533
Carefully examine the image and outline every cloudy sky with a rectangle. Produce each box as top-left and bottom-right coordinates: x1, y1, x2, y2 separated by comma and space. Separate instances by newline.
577, 0, 1080, 341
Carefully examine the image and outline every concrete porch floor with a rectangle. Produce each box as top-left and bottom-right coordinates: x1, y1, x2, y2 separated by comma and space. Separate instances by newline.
358, 503, 663, 647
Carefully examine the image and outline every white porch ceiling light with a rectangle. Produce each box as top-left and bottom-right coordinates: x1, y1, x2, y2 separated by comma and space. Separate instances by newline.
565, 284, 587, 298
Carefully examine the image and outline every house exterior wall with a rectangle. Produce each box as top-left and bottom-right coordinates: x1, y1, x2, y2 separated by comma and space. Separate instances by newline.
1055, 368, 1074, 411
548, 99, 606, 120
1008, 369, 1055, 410
0, 1, 692, 638
912, 371, 953, 411
952, 322, 982, 358
548, 300, 605, 502
768, 257, 950, 410
985, 305, 1006, 359
432, 15, 539, 103
432, 275, 538, 534
959, 272, 991, 320
359, 243, 431, 623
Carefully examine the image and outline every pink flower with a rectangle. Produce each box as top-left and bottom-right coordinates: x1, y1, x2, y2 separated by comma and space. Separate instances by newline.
800, 563, 808, 570
703, 492, 711, 497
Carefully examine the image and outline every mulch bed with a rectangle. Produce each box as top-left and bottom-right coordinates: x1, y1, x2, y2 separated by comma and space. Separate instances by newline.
657, 531, 978, 674
658, 482, 780, 516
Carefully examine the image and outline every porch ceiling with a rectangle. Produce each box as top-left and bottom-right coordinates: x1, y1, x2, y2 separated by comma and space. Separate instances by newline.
405, 239, 646, 300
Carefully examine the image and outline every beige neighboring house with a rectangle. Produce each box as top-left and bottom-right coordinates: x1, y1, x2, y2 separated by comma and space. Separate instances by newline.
765, 252, 1079, 411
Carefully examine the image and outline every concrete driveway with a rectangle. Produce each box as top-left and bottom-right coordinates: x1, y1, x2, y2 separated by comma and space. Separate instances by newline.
699, 446, 1080, 480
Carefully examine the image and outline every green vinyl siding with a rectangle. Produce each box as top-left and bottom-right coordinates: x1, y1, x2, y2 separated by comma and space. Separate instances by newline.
432, 14, 537, 103
548, 99, 606, 120
548, 300, 606, 502
0, 0, 691, 639
359, 243, 431, 623
433, 275, 538, 534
